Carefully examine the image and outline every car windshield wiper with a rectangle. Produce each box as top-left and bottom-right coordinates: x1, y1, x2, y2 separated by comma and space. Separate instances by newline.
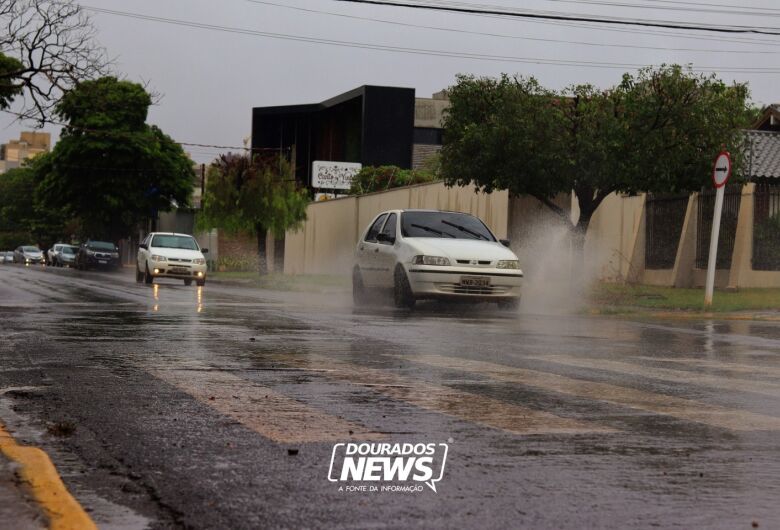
440, 220, 489, 240
410, 223, 456, 238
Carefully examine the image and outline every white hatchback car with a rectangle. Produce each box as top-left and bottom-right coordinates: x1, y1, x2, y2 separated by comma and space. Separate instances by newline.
353, 209, 523, 309
136, 232, 208, 286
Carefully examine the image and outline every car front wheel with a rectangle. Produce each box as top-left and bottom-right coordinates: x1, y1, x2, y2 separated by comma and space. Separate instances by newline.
196, 278, 205, 287
136, 266, 144, 283
144, 264, 153, 284
393, 265, 415, 309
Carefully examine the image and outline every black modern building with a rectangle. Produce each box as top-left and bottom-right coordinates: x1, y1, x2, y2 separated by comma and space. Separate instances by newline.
252, 85, 426, 188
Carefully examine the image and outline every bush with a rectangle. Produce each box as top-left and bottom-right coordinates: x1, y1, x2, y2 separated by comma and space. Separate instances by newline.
349, 165, 438, 195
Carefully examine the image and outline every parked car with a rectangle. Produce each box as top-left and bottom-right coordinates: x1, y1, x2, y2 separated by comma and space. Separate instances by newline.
13, 245, 44, 265
1, 251, 14, 264
136, 232, 207, 286
49, 244, 78, 267
47, 243, 79, 267
352, 209, 523, 309
74, 240, 120, 270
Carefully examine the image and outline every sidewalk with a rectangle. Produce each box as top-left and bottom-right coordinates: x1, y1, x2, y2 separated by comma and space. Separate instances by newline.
0, 452, 45, 530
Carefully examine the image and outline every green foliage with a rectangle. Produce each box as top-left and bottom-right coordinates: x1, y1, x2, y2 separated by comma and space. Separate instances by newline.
349, 165, 439, 195
35, 77, 194, 240
0, 53, 23, 109
441, 65, 753, 238
198, 153, 308, 236
0, 161, 74, 248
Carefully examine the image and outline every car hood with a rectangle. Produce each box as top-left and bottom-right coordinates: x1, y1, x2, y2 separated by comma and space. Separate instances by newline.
403, 238, 518, 261
149, 247, 204, 260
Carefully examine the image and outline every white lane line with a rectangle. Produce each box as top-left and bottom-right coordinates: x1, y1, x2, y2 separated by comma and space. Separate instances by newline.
535, 355, 780, 399
404, 354, 780, 432
152, 368, 382, 444
269, 354, 614, 436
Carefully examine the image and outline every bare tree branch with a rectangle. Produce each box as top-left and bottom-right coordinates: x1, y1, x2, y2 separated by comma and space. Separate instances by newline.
0, 0, 111, 124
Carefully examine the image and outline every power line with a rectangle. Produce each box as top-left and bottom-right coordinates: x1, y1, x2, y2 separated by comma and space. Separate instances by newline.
246, 0, 778, 54
332, 0, 780, 35
80, 6, 780, 73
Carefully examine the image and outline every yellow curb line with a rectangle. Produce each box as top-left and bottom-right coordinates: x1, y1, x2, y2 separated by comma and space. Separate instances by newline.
0, 424, 97, 530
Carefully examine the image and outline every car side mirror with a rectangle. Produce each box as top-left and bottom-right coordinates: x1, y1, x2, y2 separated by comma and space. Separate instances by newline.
201, 248, 208, 254
139, 244, 148, 250
500, 239, 511, 248
376, 233, 395, 244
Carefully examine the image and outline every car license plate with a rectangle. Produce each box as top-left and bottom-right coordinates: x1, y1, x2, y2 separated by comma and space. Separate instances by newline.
98, 260, 107, 264
461, 276, 490, 287
171, 267, 188, 273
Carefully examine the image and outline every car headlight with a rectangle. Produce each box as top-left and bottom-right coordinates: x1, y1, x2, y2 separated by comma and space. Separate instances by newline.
412, 255, 450, 266
151, 255, 167, 262
192, 258, 205, 265
496, 260, 520, 269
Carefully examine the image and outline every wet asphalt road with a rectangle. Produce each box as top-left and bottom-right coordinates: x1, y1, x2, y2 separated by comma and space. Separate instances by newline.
1, 264, 780, 529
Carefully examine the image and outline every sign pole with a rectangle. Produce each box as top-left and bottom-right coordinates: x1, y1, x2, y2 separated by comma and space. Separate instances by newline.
704, 185, 724, 307
704, 150, 732, 308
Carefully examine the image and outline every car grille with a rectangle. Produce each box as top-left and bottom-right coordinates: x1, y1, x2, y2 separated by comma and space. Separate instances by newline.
455, 259, 493, 266
168, 258, 192, 263
94, 252, 112, 259
436, 284, 509, 295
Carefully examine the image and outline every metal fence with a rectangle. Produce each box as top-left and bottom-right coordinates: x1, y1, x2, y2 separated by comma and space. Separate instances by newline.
695, 184, 742, 269
753, 181, 780, 271
645, 193, 689, 269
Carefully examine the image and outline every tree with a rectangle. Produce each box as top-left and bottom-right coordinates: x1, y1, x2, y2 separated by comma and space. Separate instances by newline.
198, 153, 309, 274
0, 0, 109, 122
441, 65, 753, 257
35, 77, 194, 241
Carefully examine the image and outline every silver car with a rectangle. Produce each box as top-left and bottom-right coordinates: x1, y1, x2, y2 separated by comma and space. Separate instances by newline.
1, 251, 14, 264
13, 246, 44, 265
48, 243, 78, 267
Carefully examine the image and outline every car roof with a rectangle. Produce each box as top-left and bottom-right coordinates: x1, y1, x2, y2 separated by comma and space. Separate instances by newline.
149, 232, 194, 237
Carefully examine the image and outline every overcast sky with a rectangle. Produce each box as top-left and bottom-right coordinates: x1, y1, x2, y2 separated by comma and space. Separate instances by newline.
3, 0, 780, 162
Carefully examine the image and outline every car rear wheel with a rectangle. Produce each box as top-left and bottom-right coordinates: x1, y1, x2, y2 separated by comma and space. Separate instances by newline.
184, 279, 192, 286
393, 265, 415, 309
352, 267, 368, 306
144, 264, 153, 284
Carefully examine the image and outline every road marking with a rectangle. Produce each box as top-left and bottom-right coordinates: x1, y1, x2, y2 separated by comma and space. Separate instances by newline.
638, 357, 780, 379
267, 355, 613, 436
152, 368, 382, 444
0, 421, 97, 530
535, 355, 780, 398
403, 355, 780, 432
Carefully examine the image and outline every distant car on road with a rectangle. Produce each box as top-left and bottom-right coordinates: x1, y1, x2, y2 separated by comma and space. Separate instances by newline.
74, 240, 120, 270
1, 251, 14, 264
352, 209, 523, 309
47, 243, 79, 267
13, 245, 44, 265
136, 232, 208, 286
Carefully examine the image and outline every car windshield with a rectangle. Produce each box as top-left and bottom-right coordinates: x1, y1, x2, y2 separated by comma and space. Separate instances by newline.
22, 246, 40, 252
400, 212, 495, 241
62, 246, 76, 255
87, 241, 116, 250
151, 235, 199, 250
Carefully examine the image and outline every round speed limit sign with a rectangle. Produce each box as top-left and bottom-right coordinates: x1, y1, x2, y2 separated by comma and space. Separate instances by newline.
712, 151, 732, 188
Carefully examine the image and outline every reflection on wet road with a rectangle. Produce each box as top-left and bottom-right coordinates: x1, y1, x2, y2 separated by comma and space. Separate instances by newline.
1, 265, 780, 529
